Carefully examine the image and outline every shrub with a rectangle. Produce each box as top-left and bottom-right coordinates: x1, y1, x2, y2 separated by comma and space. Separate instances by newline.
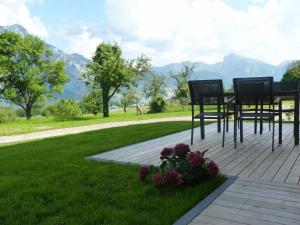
80, 90, 102, 115
139, 143, 219, 187
45, 99, 82, 120
0, 107, 16, 123
149, 97, 166, 113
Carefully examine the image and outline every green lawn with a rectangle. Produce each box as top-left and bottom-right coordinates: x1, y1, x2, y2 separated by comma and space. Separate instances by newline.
0, 107, 192, 136
0, 121, 225, 225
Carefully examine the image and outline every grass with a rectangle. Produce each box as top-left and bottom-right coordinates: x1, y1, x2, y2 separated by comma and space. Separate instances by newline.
0, 106, 192, 136
0, 121, 225, 225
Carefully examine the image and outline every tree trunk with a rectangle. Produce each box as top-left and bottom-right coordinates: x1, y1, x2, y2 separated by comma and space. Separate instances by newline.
102, 90, 110, 117
25, 106, 32, 120
123, 103, 127, 112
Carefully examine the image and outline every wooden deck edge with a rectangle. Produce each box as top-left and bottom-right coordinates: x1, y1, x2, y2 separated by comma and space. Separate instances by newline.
173, 176, 237, 225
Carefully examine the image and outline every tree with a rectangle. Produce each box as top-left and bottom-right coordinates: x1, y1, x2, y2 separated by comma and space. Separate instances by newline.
120, 89, 137, 112
82, 43, 150, 117
144, 72, 167, 99
171, 63, 195, 104
0, 32, 68, 119
282, 60, 300, 81
81, 90, 102, 115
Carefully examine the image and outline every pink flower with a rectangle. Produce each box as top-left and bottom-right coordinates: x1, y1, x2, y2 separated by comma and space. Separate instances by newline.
152, 173, 167, 186
165, 170, 184, 186
174, 143, 190, 156
188, 151, 205, 167
139, 166, 149, 181
208, 160, 219, 176
160, 147, 174, 158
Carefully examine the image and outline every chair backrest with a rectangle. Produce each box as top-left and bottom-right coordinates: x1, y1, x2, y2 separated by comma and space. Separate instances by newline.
188, 80, 224, 105
233, 77, 274, 105
274, 80, 300, 91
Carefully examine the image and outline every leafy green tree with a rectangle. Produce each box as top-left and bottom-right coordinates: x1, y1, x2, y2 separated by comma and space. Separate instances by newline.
81, 90, 102, 115
0, 32, 68, 119
171, 63, 195, 104
120, 89, 138, 112
144, 72, 167, 99
82, 43, 150, 117
282, 60, 300, 81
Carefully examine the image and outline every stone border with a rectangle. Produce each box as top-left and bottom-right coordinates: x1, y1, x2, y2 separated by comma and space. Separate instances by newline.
173, 176, 237, 225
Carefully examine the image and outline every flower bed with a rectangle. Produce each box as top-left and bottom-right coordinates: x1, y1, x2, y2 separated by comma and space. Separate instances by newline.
139, 143, 219, 187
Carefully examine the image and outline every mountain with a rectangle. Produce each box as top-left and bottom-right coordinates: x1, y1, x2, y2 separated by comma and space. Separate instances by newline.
153, 53, 289, 88
0, 24, 293, 99
0, 24, 28, 36
0, 24, 89, 100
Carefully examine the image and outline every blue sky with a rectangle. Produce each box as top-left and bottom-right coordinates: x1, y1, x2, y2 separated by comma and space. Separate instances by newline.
1, 0, 300, 66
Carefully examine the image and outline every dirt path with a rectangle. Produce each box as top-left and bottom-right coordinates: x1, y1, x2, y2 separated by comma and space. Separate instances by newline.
0, 117, 190, 144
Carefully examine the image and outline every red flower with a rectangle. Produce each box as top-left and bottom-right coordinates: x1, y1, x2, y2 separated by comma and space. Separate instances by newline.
188, 151, 205, 167
174, 143, 190, 156
160, 147, 174, 158
152, 173, 167, 186
208, 160, 219, 176
139, 166, 149, 181
165, 170, 184, 186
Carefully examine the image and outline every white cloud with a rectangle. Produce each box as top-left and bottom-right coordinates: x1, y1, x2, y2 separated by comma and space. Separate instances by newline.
58, 25, 102, 58
105, 0, 300, 65
0, 0, 48, 37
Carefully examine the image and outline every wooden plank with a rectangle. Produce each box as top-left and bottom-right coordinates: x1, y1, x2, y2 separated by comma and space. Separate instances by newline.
272, 145, 300, 183
201, 205, 284, 225
191, 214, 247, 225
213, 199, 300, 223
286, 145, 300, 184
218, 193, 300, 215
238, 125, 292, 178
223, 129, 284, 176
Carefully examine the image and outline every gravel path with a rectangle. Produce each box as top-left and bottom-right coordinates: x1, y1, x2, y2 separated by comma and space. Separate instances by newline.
0, 117, 190, 144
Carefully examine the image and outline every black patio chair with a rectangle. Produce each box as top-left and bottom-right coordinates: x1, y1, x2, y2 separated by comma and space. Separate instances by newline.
188, 80, 234, 147
273, 80, 300, 143
233, 77, 280, 151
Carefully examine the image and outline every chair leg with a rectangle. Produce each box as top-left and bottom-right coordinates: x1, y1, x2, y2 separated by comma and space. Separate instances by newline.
234, 117, 237, 149
222, 117, 225, 147
260, 117, 263, 134
200, 117, 205, 139
240, 118, 243, 143
272, 117, 275, 152
279, 102, 282, 144
191, 118, 194, 145
254, 104, 258, 134
226, 114, 229, 132
269, 105, 271, 131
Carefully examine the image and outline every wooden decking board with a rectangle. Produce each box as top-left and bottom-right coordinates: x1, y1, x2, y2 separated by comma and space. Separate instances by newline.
214, 199, 300, 224
205, 125, 255, 164
190, 179, 300, 225
237, 125, 292, 178
227, 185, 300, 203
286, 146, 300, 184
217, 194, 300, 215
257, 129, 294, 181
221, 131, 275, 174
272, 145, 300, 183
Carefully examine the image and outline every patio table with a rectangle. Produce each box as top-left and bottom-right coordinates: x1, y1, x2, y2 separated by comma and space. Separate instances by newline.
222, 90, 300, 145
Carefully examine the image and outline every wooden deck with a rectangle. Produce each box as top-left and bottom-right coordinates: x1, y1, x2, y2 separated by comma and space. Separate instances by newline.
89, 122, 300, 225
190, 178, 300, 225
90, 122, 300, 184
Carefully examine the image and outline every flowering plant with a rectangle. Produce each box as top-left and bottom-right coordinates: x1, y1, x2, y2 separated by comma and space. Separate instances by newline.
139, 143, 219, 187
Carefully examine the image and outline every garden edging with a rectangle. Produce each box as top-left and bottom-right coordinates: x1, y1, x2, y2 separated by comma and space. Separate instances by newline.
173, 176, 237, 225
